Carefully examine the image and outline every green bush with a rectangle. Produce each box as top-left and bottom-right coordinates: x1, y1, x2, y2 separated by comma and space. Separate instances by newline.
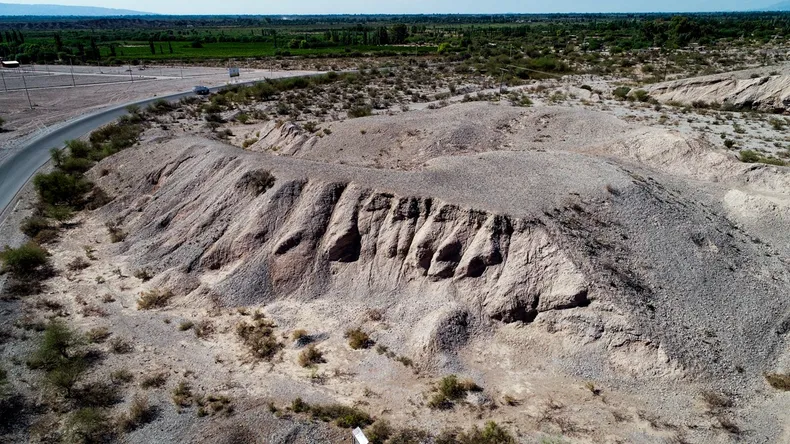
428, 375, 481, 410
365, 420, 393, 444
33, 171, 93, 206
147, 99, 175, 115
739, 150, 760, 163
631, 89, 650, 102
28, 321, 87, 397
612, 86, 631, 100
20, 216, 51, 239
437, 422, 514, 444
310, 404, 372, 428
0, 242, 50, 278
63, 408, 114, 444
291, 397, 310, 413
348, 105, 373, 118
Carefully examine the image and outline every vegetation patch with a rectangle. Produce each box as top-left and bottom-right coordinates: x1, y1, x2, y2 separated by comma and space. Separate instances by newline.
345, 328, 373, 350
298, 344, 325, 367
765, 373, 790, 391
236, 311, 283, 361
428, 375, 481, 410
137, 288, 174, 310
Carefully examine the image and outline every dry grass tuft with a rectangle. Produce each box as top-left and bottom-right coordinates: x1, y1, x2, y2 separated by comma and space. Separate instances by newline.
137, 289, 174, 310
344, 328, 372, 350
765, 373, 790, 391
298, 344, 325, 367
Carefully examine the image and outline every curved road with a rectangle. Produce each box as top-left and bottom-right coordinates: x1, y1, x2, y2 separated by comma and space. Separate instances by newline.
0, 89, 197, 218
0, 75, 318, 221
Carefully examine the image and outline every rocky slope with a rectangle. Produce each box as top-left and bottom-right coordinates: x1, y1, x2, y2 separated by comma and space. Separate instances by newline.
649, 66, 790, 111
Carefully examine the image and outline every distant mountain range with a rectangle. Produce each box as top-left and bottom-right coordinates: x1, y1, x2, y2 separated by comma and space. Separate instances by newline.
0, 2, 152, 16
760, 1, 790, 10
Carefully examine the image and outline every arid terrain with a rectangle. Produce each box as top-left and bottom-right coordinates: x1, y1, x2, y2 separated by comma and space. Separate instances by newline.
1, 60, 790, 444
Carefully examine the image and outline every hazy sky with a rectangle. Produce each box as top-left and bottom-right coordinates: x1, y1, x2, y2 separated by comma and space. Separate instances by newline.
10, 0, 770, 15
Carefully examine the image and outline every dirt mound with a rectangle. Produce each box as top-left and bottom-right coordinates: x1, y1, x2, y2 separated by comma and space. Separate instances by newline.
649, 67, 790, 111
93, 123, 789, 383
44, 102, 787, 442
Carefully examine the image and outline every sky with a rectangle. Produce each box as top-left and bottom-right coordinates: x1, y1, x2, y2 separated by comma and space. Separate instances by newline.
6, 0, 773, 15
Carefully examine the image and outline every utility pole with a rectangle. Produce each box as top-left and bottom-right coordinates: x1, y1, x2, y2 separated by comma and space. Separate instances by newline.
69, 57, 76, 87
21, 72, 32, 109
1, 68, 6, 92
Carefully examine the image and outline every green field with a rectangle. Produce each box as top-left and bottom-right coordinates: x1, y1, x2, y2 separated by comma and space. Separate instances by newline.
101, 42, 438, 60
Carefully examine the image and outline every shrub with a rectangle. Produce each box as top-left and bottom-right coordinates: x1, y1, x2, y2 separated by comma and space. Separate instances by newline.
345, 328, 372, 350
765, 373, 790, 391
291, 329, 308, 341
236, 314, 282, 361
387, 428, 429, 443
140, 373, 167, 389
194, 320, 214, 339
137, 289, 174, 310
147, 99, 175, 115
454, 421, 515, 444
118, 393, 156, 431
298, 344, 324, 367
365, 420, 393, 444
0, 242, 50, 278
310, 404, 373, 428
70, 381, 121, 408
236, 170, 276, 196
724, 139, 736, 149
63, 408, 114, 444
110, 368, 134, 384
33, 170, 92, 206
291, 397, 310, 413
171, 381, 194, 407
109, 337, 133, 354
106, 222, 127, 243
739, 150, 761, 163
67, 256, 90, 272
429, 375, 480, 410
20, 216, 51, 238
348, 105, 373, 118
631, 89, 650, 102
133, 268, 153, 282
44, 204, 74, 222
27, 321, 82, 370
197, 394, 233, 417
26, 322, 87, 397
612, 86, 631, 100
85, 327, 111, 344
178, 320, 194, 331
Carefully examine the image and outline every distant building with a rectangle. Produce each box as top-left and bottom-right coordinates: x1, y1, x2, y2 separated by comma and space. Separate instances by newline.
1, 60, 20, 68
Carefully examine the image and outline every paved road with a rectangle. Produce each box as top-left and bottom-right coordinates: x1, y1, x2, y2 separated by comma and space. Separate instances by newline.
0, 89, 199, 218
0, 75, 318, 221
